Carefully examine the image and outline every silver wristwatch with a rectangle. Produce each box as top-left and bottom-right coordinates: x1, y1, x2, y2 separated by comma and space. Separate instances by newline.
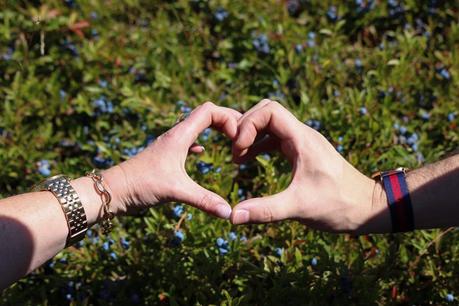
33, 175, 88, 247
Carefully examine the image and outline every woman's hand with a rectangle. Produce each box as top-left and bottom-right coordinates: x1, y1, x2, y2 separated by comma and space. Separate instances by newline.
103, 102, 242, 219
230, 99, 390, 233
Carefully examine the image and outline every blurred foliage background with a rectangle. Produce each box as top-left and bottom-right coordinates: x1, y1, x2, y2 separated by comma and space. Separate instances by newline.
0, 0, 458, 305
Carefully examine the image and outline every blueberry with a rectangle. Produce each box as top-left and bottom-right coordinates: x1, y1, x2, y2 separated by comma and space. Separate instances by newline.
359, 106, 368, 115
38, 160, 51, 177
187, 213, 193, 220
63, 39, 79, 57
416, 152, 425, 163
336, 145, 344, 154
214, 7, 229, 21
437, 67, 451, 80
446, 293, 454, 302
102, 241, 110, 251
93, 96, 114, 114
91, 29, 99, 39
216, 237, 226, 247
174, 230, 184, 242
354, 58, 363, 71
238, 188, 246, 200
122, 146, 144, 157
196, 161, 213, 174
200, 128, 212, 141
109, 252, 117, 260
447, 112, 456, 122
275, 247, 284, 257
295, 44, 303, 53
240, 236, 247, 242
2, 47, 13, 61
307, 32, 316, 48
59, 89, 67, 100
219, 247, 229, 255
305, 119, 321, 130
327, 6, 338, 22
228, 232, 237, 241
181, 106, 192, 114
92, 155, 113, 168
99, 79, 108, 88
252, 34, 270, 54
286, 0, 300, 16
173, 205, 184, 218
311, 257, 318, 266
171, 230, 185, 246
399, 135, 407, 144
146, 134, 156, 145
399, 126, 407, 135
121, 237, 130, 250
176, 100, 186, 108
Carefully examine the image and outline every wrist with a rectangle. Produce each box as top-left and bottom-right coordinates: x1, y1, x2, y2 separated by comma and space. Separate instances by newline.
101, 165, 130, 216
354, 179, 391, 235
71, 165, 130, 226
70, 177, 104, 226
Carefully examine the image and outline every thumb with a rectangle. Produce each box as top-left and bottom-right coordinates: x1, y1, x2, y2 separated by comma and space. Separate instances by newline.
175, 178, 232, 219
231, 190, 295, 224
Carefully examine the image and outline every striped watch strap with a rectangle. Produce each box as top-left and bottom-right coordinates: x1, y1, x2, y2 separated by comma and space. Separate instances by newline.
380, 168, 414, 232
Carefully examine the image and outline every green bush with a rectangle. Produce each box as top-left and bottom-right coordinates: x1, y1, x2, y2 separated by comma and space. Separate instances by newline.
1, 0, 458, 305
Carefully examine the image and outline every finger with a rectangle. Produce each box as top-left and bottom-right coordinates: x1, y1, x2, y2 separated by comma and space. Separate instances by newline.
174, 177, 232, 219
189, 143, 205, 154
172, 102, 242, 147
232, 135, 280, 164
233, 101, 301, 157
231, 189, 296, 224
237, 99, 272, 123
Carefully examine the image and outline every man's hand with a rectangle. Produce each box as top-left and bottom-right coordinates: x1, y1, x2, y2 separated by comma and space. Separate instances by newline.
103, 102, 242, 219
230, 99, 390, 233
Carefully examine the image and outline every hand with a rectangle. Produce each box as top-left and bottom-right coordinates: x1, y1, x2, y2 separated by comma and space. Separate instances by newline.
230, 99, 390, 234
104, 102, 242, 219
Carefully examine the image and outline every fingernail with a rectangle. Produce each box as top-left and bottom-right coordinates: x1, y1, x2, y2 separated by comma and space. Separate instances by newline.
216, 204, 232, 219
199, 146, 205, 152
232, 209, 249, 224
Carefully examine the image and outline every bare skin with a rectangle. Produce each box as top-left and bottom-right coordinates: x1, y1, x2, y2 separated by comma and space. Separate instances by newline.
1, 100, 458, 291
0, 102, 241, 291
230, 99, 459, 235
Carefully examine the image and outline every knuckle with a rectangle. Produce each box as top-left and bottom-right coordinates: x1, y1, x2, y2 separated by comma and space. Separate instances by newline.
259, 98, 272, 105
198, 193, 214, 212
261, 206, 273, 223
268, 100, 282, 109
202, 101, 215, 109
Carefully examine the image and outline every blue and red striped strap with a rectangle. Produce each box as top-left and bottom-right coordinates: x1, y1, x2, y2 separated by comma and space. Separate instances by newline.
379, 168, 414, 232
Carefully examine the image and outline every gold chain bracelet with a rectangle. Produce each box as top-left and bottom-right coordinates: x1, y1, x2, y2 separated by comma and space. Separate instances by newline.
86, 169, 114, 234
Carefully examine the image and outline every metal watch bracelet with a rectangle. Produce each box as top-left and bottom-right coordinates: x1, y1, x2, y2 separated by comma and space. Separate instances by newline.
33, 175, 88, 247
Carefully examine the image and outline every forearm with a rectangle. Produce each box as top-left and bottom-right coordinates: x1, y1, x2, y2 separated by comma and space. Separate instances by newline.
359, 154, 459, 234
0, 167, 123, 291
407, 154, 459, 230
